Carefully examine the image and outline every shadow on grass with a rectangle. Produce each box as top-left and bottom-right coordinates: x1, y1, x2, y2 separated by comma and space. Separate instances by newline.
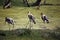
0, 0, 60, 7
0, 27, 60, 40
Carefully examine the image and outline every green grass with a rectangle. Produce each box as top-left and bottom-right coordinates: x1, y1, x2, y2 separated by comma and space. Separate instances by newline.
0, 29, 58, 40
0, 0, 60, 40
0, 6, 60, 30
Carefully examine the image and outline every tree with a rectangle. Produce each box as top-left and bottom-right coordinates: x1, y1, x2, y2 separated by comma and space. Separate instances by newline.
44, 0, 46, 4
23, 0, 41, 7
32, 0, 41, 6
23, 0, 30, 7
3, 0, 11, 9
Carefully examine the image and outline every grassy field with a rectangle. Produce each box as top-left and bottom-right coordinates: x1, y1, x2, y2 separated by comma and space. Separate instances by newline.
0, 0, 60, 40
0, 6, 60, 30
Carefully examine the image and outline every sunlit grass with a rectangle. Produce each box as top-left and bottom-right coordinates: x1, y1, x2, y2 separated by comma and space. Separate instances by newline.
0, 6, 60, 30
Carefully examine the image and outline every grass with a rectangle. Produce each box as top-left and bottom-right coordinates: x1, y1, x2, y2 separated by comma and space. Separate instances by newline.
0, 0, 60, 40
0, 6, 60, 30
0, 28, 60, 40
